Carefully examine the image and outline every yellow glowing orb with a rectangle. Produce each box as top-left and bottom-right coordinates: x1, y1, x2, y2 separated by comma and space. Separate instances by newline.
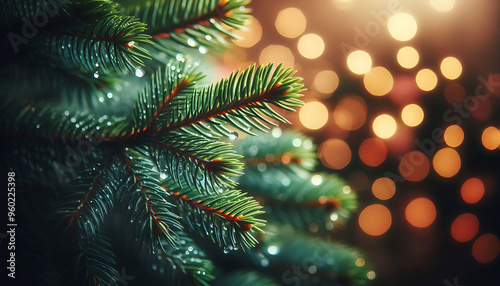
372, 114, 397, 139
363, 67, 394, 96
416, 69, 438, 91
388, 13, 417, 41
397, 46, 419, 69
299, 101, 329, 130
440, 56, 462, 80
347, 50, 372, 75
401, 104, 424, 127
275, 7, 307, 38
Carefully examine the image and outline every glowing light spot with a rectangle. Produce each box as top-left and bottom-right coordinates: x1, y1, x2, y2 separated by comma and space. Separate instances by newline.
401, 104, 424, 127
233, 17, 262, 48
299, 101, 328, 130
388, 13, 417, 41
472, 234, 500, 264
363, 67, 394, 96
444, 125, 464, 147
355, 258, 366, 267
319, 139, 352, 170
313, 70, 339, 94
433, 148, 461, 178
440, 57, 462, 80
461, 178, 485, 204
311, 174, 323, 186
405, 197, 436, 228
267, 245, 280, 255
259, 45, 295, 68
298, 33, 325, 59
399, 151, 430, 182
397, 46, 419, 69
358, 138, 387, 167
451, 213, 479, 242
333, 96, 367, 131
347, 50, 372, 75
389, 75, 421, 105
372, 178, 396, 200
367, 271, 376, 280
358, 204, 392, 236
275, 7, 307, 38
372, 114, 397, 139
430, 0, 455, 12
135, 68, 145, 77
416, 69, 438, 91
444, 82, 466, 104
481, 126, 500, 150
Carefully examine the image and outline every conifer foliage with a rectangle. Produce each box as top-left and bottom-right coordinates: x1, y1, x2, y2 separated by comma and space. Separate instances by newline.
1, 0, 372, 285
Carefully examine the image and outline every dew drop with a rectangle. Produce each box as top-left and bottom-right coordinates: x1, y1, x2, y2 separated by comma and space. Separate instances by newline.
135, 68, 145, 77
107, 92, 113, 99
93, 71, 99, 78
199, 46, 208, 54
160, 173, 167, 180
187, 38, 196, 47
99, 97, 105, 103
229, 131, 238, 140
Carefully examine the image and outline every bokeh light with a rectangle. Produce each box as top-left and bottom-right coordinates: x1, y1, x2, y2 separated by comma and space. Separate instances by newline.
319, 139, 352, 170
451, 213, 479, 242
444, 82, 466, 104
399, 151, 430, 182
363, 67, 394, 96
313, 70, 339, 95
470, 96, 491, 120
416, 69, 438, 91
440, 56, 462, 80
481, 126, 500, 150
347, 50, 372, 75
372, 178, 396, 200
389, 75, 421, 105
401, 104, 424, 127
233, 17, 262, 48
397, 46, 419, 69
359, 204, 392, 236
430, 0, 456, 12
359, 138, 387, 167
472, 234, 500, 264
298, 33, 325, 59
444, 125, 464, 147
372, 114, 397, 139
433, 148, 461, 178
388, 13, 418, 41
299, 101, 328, 130
461, 178, 485, 204
275, 7, 307, 38
259, 45, 295, 68
405, 197, 436, 228
333, 96, 367, 131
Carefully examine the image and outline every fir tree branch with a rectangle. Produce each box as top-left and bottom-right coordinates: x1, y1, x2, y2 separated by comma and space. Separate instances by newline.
77, 234, 120, 286
165, 63, 304, 138
122, 0, 251, 52
149, 131, 243, 194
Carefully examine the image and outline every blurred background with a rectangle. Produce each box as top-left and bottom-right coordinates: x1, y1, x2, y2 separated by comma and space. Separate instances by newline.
213, 0, 500, 285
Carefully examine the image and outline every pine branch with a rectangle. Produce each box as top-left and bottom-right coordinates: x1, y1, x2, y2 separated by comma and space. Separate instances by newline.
77, 234, 120, 286
122, 0, 251, 52
240, 168, 358, 232
164, 63, 304, 138
34, 15, 152, 73
150, 131, 243, 194
235, 129, 317, 175
123, 146, 184, 249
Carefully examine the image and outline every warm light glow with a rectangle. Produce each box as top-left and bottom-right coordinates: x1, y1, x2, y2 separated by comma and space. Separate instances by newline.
416, 69, 438, 91
363, 67, 394, 96
481, 126, 500, 150
444, 125, 464, 147
372, 178, 396, 200
259, 45, 295, 68
430, 0, 455, 12
333, 96, 367, 131
461, 178, 485, 204
359, 138, 387, 167
233, 17, 262, 48
347, 50, 372, 75
472, 234, 500, 264
358, 204, 392, 236
405, 197, 436, 228
440, 56, 462, 80
298, 33, 325, 59
275, 7, 307, 38
388, 13, 417, 41
433, 148, 461, 178
451, 213, 479, 242
299, 101, 328, 130
399, 151, 430, 182
313, 70, 339, 94
319, 139, 352, 170
397, 46, 419, 69
470, 96, 491, 121
401, 104, 424, 127
372, 114, 397, 139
